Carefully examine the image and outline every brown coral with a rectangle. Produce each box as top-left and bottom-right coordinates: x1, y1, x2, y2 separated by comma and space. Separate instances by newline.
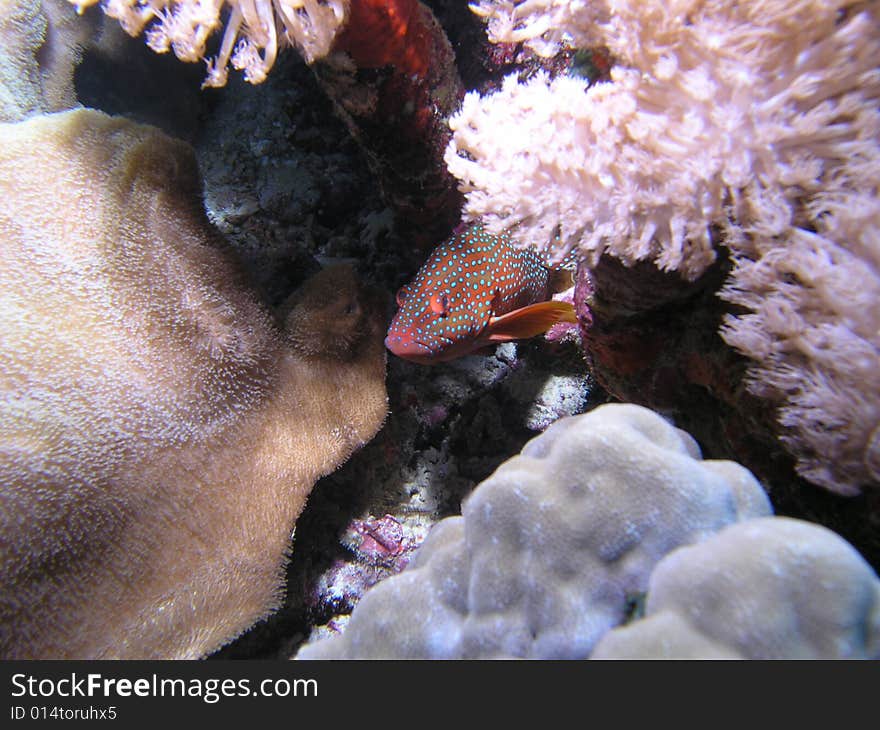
0, 108, 387, 659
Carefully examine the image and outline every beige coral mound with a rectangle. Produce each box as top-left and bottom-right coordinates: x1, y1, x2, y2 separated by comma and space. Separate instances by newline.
0, 108, 387, 659
450, 0, 880, 494
720, 201, 880, 494
593, 517, 880, 659
298, 403, 770, 659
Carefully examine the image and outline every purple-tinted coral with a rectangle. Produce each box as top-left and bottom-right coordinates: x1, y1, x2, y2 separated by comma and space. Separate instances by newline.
346, 515, 409, 564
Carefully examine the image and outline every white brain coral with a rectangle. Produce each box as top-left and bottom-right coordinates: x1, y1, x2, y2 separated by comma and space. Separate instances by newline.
593, 517, 880, 659
67, 0, 348, 86
297, 403, 771, 659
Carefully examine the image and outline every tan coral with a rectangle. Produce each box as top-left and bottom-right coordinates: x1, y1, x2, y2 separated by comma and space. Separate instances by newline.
0, 0, 102, 122
0, 0, 47, 120
0, 108, 387, 659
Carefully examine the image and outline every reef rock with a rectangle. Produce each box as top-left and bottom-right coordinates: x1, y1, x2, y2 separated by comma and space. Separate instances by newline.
0, 108, 388, 659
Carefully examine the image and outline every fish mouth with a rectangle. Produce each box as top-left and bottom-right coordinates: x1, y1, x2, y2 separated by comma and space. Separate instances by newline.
385, 328, 460, 364
384, 333, 434, 361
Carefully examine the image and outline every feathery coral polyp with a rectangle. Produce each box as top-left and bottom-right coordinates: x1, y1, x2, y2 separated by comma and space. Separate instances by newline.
448, 0, 880, 496
67, 0, 349, 86
0, 109, 388, 658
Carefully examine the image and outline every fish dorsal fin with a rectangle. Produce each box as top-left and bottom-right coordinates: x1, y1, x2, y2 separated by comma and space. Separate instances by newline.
484, 301, 577, 342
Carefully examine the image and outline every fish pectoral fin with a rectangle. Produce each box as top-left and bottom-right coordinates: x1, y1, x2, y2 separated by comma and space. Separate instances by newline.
485, 301, 577, 342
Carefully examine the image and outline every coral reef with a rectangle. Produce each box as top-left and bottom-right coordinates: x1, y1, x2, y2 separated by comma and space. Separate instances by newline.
448, 0, 880, 500
593, 517, 880, 659
4, 0, 875, 662
73, 0, 465, 242
68, 15, 588, 656
453, 0, 878, 275
572, 254, 782, 492
0, 108, 387, 658
215, 336, 595, 658
296, 403, 770, 659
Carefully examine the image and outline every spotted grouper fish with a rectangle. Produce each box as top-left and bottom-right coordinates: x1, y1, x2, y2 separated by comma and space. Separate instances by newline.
385, 225, 577, 364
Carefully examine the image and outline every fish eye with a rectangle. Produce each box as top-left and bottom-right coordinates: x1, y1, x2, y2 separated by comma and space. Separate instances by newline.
429, 292, 448, 318
396, 288, 409, 306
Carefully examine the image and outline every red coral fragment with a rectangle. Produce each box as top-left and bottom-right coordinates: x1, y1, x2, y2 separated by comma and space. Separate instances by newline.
336, 0, 429, 78
352, 514, 405, 560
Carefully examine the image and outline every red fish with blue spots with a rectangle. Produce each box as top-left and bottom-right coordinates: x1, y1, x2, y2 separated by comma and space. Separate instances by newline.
385, 225, 577, 364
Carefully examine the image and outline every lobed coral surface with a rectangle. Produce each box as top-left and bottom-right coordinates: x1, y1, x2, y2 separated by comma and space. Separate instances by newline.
593, 517, 880, 659
297, 404, 771, 658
